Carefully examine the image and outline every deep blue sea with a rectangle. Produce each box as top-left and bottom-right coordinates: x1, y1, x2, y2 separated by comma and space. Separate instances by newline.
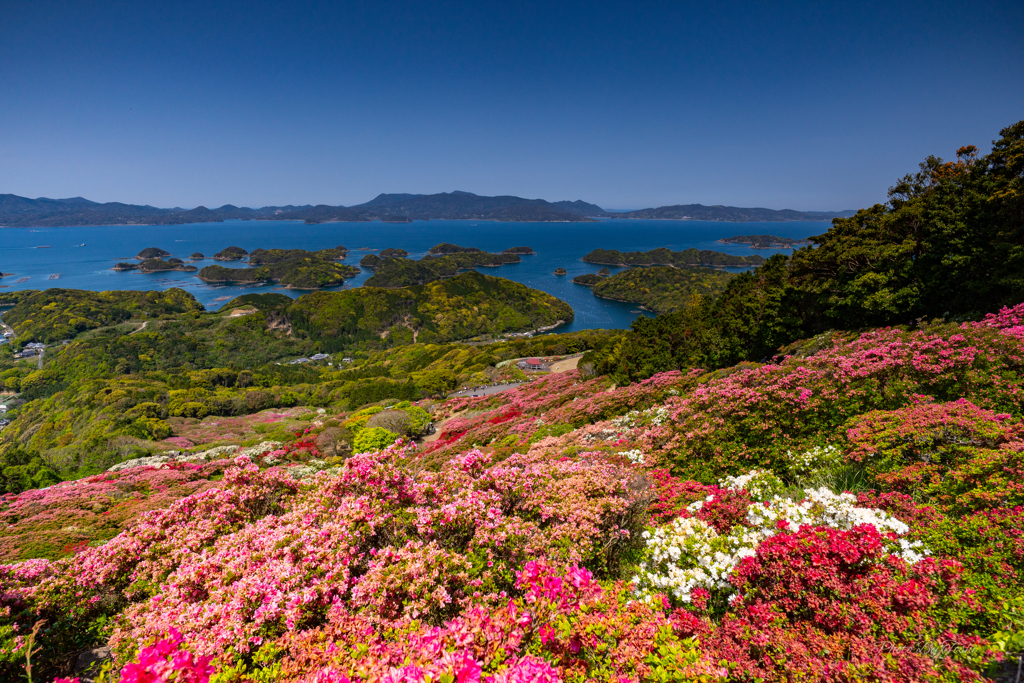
0, 219, 829, 332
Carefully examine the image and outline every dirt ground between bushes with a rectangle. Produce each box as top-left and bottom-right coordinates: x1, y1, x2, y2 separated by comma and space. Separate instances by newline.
549, 356, 581, 373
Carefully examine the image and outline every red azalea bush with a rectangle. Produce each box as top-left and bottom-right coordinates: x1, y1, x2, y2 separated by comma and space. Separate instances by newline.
709, 525, 991, 682
844, 399, 1024, 513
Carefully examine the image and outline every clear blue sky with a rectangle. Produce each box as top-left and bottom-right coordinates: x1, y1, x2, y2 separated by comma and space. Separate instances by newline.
1, 0, 1021, 211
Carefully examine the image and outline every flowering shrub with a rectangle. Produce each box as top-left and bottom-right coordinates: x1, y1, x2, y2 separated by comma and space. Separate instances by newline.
352, 426, 398, 453
119, 628, 214, 683
657, 320, 1024, 480
787, 444, 842, 479
718, 468, 785, 501
711, 525, 989, 682
3, 304, 1024, 681
0, 444, 649, 679
0, 461, 230, 562
844, 399, 1024, 513
634, 484, 925, 606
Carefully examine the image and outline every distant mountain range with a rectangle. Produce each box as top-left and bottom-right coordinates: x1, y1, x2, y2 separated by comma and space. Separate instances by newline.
612, 204, 857, 221
0, 192, 856, 227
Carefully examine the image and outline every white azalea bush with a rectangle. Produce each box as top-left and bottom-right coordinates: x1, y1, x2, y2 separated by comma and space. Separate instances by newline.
620, 448, 645, 464
633, 472, 929, 605
719, 467, 786, 501
789, 444, 843, 478
611, 405, 670, 429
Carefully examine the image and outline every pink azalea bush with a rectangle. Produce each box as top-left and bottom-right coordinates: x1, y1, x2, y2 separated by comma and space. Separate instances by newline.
0, 461, 231, 562
4, 303, 1024, 682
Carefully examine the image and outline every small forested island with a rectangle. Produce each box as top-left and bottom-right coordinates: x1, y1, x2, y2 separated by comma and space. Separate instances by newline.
719, 234, 812, 249
360, 254, 384, 268
112, 258, 198, 273
190, 252, 205, 259
198, 248, 358, 289
379, 248, 408, 258
213, 246, 249, 261
583, 247, 765, 267
554, 267, 567, 275
572, 273, 602, 286
247, 246, 347, 265
136, 247, 170, 259
428, 243, 483, 255
587, 265, 736, 314
140, 258, 198, 273
504, 246, 535, 254
365, 245, 522, 288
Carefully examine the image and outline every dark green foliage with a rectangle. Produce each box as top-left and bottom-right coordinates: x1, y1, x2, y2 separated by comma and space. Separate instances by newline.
582, 247, 764, 267
360, 254, 384, 268
379, 248, 408, 258
136, 247, 170, 259
720, 235, 810, 248
213, 246, 249, 260
597, 119, 1024, 383
0, 447, 61, 494
137, 258, 197, 273
503, 246, 535, 254
218, 293, 294, 311
572, 274, 602, 286
430, 243, 483, 254
346, 379, 420, 407
3, 288, 205, 343
591, 265, 735, 314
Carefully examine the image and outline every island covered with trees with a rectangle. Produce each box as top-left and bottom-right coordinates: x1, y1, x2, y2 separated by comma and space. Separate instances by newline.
197, 247, 358, 289
582, 247, 765, 267
364, 245, 523, 288
718, 234, 812, 248
575, 265, 736, 314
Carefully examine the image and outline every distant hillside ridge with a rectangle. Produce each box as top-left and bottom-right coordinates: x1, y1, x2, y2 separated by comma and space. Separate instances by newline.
0, 192, 855, 227
0, 191, 604, 226
614, 204, 857, 222
346, 191, 600, 222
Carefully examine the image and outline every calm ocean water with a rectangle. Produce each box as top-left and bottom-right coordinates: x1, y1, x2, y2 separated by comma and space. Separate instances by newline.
0, 219, 829, 332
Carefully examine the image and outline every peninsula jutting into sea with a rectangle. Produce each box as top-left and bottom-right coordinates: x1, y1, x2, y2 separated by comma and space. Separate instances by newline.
0, 190, 856, 227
